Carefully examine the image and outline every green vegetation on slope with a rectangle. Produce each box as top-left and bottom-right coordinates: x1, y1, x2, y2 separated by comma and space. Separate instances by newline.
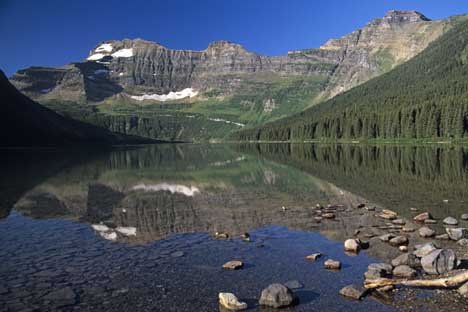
233, 19, 468, 142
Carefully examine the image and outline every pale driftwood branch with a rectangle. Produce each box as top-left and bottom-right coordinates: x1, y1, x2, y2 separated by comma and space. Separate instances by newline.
364, 270, 468, 289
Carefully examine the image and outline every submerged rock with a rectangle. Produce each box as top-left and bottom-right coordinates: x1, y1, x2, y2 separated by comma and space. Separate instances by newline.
324, 259, 341, 270
419, 226, 435, 238
222, 260, 243, 270
414, 212, 433, 222
339, 285, 366, 300
259, 284, 296, 308
284, 280, 304, 289
421, 249, 457, 275
443, 217, 458, 226
446, 228, 468, 241
219, 293, 247, 310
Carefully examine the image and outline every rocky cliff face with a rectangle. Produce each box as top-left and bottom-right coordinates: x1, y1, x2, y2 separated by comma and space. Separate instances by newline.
11, 11, 455, 105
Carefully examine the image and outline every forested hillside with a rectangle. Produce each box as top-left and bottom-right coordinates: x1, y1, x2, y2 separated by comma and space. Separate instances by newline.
233, 18, 468, 142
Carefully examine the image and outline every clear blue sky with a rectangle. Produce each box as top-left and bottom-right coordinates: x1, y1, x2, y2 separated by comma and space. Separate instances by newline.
1, 0, 468, 76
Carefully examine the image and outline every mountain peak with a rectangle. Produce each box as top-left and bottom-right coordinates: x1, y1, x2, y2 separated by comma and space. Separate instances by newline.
206, 40, 246, 51
383, 10, 430, 23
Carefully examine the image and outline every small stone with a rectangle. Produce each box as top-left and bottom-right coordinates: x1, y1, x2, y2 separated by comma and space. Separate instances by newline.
461, 214, 468, 221
377, 285, 394, 292
458, 281, 468, 297
402, 226, 416, 232
379, 213, 396, 220
43, 288, 76, 307
393, 265, 417, 278
284, 280, 303, 289
414, 212, 433, 222
379, 234, 395, 242
314, 217, 323, 222
425, 219, 438, 224
435, 234, 450, 240
357, 203, 366, 209
366, 206, 376, 211
446, 228, 468, 241
421, 249, 457, 275
344, 239, 361, 253
382, 209, 397, 217
419, 226, 435, 238
305, 253, 321, 261
353, 230, 360, 236
322, 213, 335, 219
443, 217, 458, 226
219, 293, 247, 310
223, 260, 243, 270
389, 235, 408, 246
324, 259, 341, 270
339, 285, 366, 300
399, 245, 408, 252
215, 232, 229, 239
413, 242, 438, 258
410, 207, 418, 212
240, 233, 250, 242
457, 238, 468, 247
392, 219, 406, 225
259, 284, 296, 308
171, 251, 185, 258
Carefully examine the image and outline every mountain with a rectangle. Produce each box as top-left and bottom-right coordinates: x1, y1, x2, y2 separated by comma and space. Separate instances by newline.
9, 11, 466, 141
232, 17, 468, 142
0, 70, 154, 147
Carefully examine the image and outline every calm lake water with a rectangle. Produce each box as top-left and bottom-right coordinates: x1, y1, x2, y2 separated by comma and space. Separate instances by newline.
1, 144, 467, 311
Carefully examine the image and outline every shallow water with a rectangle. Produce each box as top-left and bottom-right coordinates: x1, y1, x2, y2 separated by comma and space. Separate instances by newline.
1, 144, 467, 311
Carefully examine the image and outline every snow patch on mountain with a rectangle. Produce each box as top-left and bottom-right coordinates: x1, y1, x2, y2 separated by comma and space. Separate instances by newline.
131, 183, 200, 197
95, 43, 113, 53
112, 48, 133, 58
208, 118, 245, 127
87, 53, 106, 61
130, 88, 198, 102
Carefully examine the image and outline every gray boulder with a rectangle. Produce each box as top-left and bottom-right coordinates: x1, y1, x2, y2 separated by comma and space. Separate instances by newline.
259, 284, 296, 308
391, 253, 420, 269
421, 249, 457, 275
413, 242, 438, 258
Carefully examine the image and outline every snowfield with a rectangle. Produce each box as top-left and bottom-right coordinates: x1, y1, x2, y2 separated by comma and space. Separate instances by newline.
131, 183, 200, 197
130, 88, 198, 102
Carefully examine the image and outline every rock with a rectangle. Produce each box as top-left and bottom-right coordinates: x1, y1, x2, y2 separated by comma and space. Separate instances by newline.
240, 233, 250, 242
461, 214, 468, 221
219, 293, 247, 310
366, 206, 376, 211
223, 260, 243, 270
399, 246, 408, 252
393, 265, 417, 278
424, 219, 438, 224
305, 253, 321, 261
339, 285, 367, 300
379, 213, 397, 220
414, 212, 433, 222
322, 213, 335, 219
413, 242, 438, 258
389, 235, 408, 246
43, 288, 76, 307
357, 203, 366, 209
259, 284, 296, 308
443, 217, 458, 225
215, 232, 229, 239
446, 228, 468, 241
410, 207, 418, 212
421, 249, 457, 275
284, 280, 303, 289
365, 263, 393, 280
392, 219, 406, 225
377, 285, 395, 292
382, 209, 398, 217
353, 229, 360, 236
391, 253, 420, 268
458, 281, 468, 298
324, 259, 341, 270
457, 238, 468, 247
402, 226, 416, 232
171, 251, 185, 258
435, 234, 450, 240
344, 239, 361, 253
419, 226, 435, 238
379, 234, 395, 242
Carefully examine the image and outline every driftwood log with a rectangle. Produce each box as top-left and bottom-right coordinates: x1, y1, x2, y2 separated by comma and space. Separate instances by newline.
365, 270, 468, 289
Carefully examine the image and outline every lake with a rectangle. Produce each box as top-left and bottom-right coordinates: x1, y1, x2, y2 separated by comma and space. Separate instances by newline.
1, 144, 467, 311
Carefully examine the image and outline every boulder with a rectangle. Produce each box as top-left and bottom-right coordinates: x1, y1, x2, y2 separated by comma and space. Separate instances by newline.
391, 253, 420, 268
393, 265, 417, 278
419, 226, 435, 238
324, 259, 341, 270
259, 284, 296, 308
222, 260, 243, 270
413, 242, 438, 258
344, 239, 361, 253
219, 293, 247, 311
414, 212, 433, 222
339, 285, 367, 300
443, 217, 458, 226
389, 235, 408, 246
446, 228, 468, 241
421, 249, 457, 275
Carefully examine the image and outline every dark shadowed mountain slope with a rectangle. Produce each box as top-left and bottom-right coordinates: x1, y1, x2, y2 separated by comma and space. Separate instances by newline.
0, 70, 155, 147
